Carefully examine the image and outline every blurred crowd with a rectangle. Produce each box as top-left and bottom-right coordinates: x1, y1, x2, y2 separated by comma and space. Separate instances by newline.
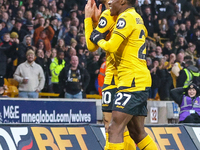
139, 0, 200, 100
0, 0, 200, 99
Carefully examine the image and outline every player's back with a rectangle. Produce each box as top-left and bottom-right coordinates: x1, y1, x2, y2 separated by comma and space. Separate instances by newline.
113, 8, 151, 92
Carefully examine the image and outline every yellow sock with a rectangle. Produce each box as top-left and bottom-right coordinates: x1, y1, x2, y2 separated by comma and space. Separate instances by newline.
104, 133, 108, 150
124, 131, 136, 150
107, 142, 124, 150
137, 134, 158, 150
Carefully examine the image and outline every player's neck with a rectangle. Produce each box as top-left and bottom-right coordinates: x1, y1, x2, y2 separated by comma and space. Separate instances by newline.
118, 5, 132, 15
105, 3, 109, 9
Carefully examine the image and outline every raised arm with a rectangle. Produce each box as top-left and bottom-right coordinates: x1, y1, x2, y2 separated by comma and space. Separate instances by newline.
85, 0, 116, 52
170, 87, 185, 106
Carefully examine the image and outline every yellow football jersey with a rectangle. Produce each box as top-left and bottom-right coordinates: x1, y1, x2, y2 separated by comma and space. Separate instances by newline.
97, 8, 152, 92
84, 10, 118, 90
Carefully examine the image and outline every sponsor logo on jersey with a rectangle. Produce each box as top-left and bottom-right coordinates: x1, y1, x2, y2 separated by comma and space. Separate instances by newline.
98, 17, 107, 28
136, 18, 143, 24
116, 18, 126, 29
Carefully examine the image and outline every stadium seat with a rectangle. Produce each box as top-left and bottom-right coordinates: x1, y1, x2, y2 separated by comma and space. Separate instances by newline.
3, 78, 19, 97
4, 78, 10, 86
3, 85, 18, 97
7, 78, 19, 87
39, 92, 59, 98
86, 94, 102, 99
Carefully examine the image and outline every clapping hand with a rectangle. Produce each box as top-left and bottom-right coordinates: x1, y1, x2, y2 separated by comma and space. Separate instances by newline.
85, 0, 96, 18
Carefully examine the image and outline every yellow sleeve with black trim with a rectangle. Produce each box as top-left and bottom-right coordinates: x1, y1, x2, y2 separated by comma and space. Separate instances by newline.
97, 13, 135, 53
84, 10, 116, 52
84, 17, 99, 52
95, 10, 116, 37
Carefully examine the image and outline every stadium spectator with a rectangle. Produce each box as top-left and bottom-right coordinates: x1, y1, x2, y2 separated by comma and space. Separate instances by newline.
171, 52, 184, 88
35, 39, 45, 51
195, 0, 200, 13
24, 0, 37, 17
55, 38, 67, 52
50, 50, 65, 95
13, 49, 45, 98
165, 0, 179, 19
160, 53, 176, 100
35, 49, 51, 92
148, 49, 157, 60
24, 11, 33, 24
86, 54, 100, 94
71, 17, 79, 28
34, 16, 45, 29
0, 33, 18, 78
170, 83, 200, 123
142, 6, 156, 37
191, 29, 200, 57
51, 48, 57, 62
176, 12, 185, 25
146, 37, 156, 51
184, 42, 197, 64
76, 45, 87, 68
50, 5, 61, 21
64, 47, 76, 64
17, 10, 26, 24
162, 41, 176, 58
76, 34, 86, 49
158, 18, 169, 38
34, 19, 55, 52
11, 19, 28, 42
24, 20, 34, 37
50, 16, 59, 47
169, 23, 179, 43
141, 0, 151, 15
146, 57, 152, 70
58, 17, 71, 40
155, 46, 164, 59
175, 35, 188, 54
64, 26, 78, 46
9, 0, 20, 18
17, 35, 33, 65
70, 38, 77, 49
149, 58, 162, 99
177, 60, 200, 88
185, 20, 193, 42
59, 55, 90, 99
182, 0, 200, 26
98, 61, 106, 96
1, 11, 13, 32
168, 13, 178, 30
177, 24, 187, 38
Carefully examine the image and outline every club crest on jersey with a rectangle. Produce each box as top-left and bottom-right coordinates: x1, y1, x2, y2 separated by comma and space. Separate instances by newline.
116, 18, 126, 29
98, 17, 107, 28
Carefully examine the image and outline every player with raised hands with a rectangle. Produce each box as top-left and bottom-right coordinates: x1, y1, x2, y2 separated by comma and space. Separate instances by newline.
89, 0, 158, 149
84, 0, 136, 149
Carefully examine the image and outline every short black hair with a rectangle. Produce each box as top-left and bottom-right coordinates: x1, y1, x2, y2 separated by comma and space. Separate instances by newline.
185, 60, 193, 66
184, 55, 192, 60
127, 0, 136, 6
57, 50, 64, 55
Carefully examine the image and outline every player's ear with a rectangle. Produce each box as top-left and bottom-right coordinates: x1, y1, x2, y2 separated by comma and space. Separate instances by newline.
120, 0, 126, 5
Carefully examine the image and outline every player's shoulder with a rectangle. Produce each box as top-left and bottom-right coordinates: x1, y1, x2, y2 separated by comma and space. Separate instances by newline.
101, 9, 111, 16
97, 9, 116, 30
118, 8, 143, 24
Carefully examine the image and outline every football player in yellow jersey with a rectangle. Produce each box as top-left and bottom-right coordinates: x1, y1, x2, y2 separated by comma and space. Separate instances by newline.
89, 0, 158, 149
84, 0, 136, 149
